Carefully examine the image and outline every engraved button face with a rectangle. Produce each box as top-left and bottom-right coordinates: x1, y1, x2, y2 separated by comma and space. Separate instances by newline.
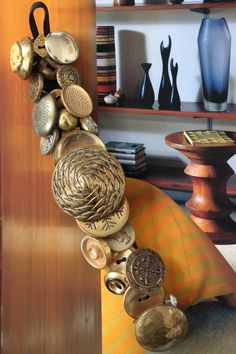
28, 73, 44, 102
10, 41, 23, 72
40, 128, 60, 155
107, 248, 135, 274
32, 94, 58, 136
18, 37, 34, 79
61, 84, 93, 117
81, 235, 112, 269
33, 34, 47, 57
105, 223, 135, 252
79, 116, 98, 135
135, 305, 188, 351
56, 64, 82, 88
45, 31, 79, 64
126, 248, 165, 292
123, 286, 165, 319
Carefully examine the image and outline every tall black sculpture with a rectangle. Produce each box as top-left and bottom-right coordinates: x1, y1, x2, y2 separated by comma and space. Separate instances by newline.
170, 58, 181, 110
158, 35, 172, 110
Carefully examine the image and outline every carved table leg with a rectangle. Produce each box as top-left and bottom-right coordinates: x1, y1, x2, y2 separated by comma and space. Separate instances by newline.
185, 162, 236, 244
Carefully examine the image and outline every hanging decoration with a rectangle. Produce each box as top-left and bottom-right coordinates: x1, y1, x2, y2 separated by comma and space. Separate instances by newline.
10, 2, 188, 351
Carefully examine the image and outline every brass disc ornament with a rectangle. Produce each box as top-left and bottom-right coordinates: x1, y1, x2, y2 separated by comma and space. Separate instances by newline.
40, 128, 60, 155
107, 247, 135, 274
81, 235, 112, 269
52, 147, 126, 221
13, 37, 34, 79
79, 116, 99, 135
56, 64, 82, 87
105, 222, 136, 252
10, 41, 23, 73
126, 248, 165, 293
28, 73, 44, 102
45, 31, 79, 64
135, 305, 188, 351
53, 129, 106, 165
104, 271, 129, 295
61, 84, 93, 117
32, 94, 58, 136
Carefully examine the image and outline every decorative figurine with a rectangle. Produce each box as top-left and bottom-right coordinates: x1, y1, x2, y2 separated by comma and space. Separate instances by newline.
158, 35, 172, 110
139, 63, 155, 108
170, 58, 181, 110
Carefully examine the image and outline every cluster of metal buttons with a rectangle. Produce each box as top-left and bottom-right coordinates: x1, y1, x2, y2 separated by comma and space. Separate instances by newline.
10, 2, 188, 351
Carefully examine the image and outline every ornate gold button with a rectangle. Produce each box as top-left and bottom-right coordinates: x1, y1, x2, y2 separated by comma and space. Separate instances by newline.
58, 108, 78, 131
56, 64, 82, 88
50, 88, 64, 109
61, 84, 93, 118
28, 73, 44, 102
79, 116, 99, 135
32, 94, 58, 136
76, 197, 129, 238
40, 128, 60, 155
105, 223, 136, 252
18, 37, 34, 79
33, 34, 47, 57
81, 235, 112, 269
52, 147, 126, 221
123, 286, 165, 319
126, 248, 165, 293
10, 41, 23, 73
104, 271, 129, 295
53, 129, 106, 165
38, 57, 61, 80
108, 248, 135, 274
135, 305, 188, 351
45, 31, 79, 64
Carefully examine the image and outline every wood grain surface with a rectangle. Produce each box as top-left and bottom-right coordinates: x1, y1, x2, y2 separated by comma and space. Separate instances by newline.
0, 1, 101, 353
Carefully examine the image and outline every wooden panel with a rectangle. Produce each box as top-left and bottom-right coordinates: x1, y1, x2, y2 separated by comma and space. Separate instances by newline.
0, 1, 101, 354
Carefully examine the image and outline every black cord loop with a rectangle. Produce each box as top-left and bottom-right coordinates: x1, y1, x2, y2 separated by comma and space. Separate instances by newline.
29, 1, 50, 39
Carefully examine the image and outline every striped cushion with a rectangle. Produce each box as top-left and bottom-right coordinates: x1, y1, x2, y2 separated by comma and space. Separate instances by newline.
102, 178, 236, 353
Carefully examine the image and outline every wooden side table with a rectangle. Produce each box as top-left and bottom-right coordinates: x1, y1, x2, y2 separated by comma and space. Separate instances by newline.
165, 131, 236, 244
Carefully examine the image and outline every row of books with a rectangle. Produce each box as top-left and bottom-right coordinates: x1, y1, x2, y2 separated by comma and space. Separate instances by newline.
106, 141, 147, 177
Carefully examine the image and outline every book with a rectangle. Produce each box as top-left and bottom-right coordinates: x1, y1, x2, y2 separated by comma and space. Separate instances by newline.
110, 148, 146, 160
117, 154, 146, 165
122, 161, 147, 172
106, 141, 144, 154
184, 130, 235, 147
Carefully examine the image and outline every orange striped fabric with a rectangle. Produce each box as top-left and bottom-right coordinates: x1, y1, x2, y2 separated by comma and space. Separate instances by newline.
102, 178, 236, 354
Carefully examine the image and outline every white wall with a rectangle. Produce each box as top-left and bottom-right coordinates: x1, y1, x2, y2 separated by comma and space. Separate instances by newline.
96, 1, 236, 169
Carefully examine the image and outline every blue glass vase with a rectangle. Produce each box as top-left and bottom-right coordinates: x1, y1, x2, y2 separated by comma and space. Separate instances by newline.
198, 17, 231, 112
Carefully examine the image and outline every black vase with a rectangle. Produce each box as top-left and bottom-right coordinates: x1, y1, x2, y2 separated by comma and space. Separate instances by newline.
158, 35, 172, 110
170, 58, 181, 110
139, 63, 155, 108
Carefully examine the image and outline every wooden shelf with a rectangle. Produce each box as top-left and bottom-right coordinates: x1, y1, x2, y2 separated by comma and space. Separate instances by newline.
99, 101, 236, 120
96, 1, 236, 12
141, 166, 236, 197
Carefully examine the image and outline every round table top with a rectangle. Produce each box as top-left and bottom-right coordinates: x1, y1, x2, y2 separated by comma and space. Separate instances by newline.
165, 131, 236, 152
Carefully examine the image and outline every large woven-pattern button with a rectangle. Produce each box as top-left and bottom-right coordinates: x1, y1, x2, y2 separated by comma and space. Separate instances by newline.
52, 147, 125, 221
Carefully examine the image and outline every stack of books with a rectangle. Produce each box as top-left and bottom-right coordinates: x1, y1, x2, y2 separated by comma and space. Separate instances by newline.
106, 141, 147, 177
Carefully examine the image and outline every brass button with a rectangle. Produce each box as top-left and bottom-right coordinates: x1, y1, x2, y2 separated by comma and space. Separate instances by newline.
33, 34, 47, 57
38, 57, 61, 80
123, 286, 165, 319
126, 248, 165, 293
18, 37, 34, 79
10, 41, 23, 73
79, 116, 98, 135
61, 84, 93, 118
28, 73, 44, 102
32, 94, 58, 136
56, 64, 82, 88
135, 305, 188, 351
107, 248, 135, 274
77, 197, 129, 238
105, 223, 136, 252
104, 271, 128, 295
58, 108, 78, 131
165, 294, 178, 307
40, 128, 60, 155
50, 88, 64, 109
53, 129, 106, 165
45, 31, 79, 64
81, 235, 112, 269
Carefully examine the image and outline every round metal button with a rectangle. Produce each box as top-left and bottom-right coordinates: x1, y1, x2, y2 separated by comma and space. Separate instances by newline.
53, 129, 106, 165
81, 235, 112, 269
45, 31, 79, 64
28, 73, 44, 102
107, 248, 135, 274
56, 64, 82, 88
61, 84, 93, 118
126, 248, 165, 293
18, 37, 34, 79
10, 41, 23, 73
123, 286, 165, 319
104, 271, 129, 295
38, 57, 60, 81
105, 223, 136, 252
79, 116, 99, 135
58, 108, 78, 131
40, 128, 60, 155
135, 305, 188, 351
33, 34, 47, 57
77, 197, 129, 238
32, 94, 58, 136
50, 88, 64, 109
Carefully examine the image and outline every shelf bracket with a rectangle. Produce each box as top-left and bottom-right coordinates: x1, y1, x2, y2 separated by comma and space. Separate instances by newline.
190, 8, 210, 15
